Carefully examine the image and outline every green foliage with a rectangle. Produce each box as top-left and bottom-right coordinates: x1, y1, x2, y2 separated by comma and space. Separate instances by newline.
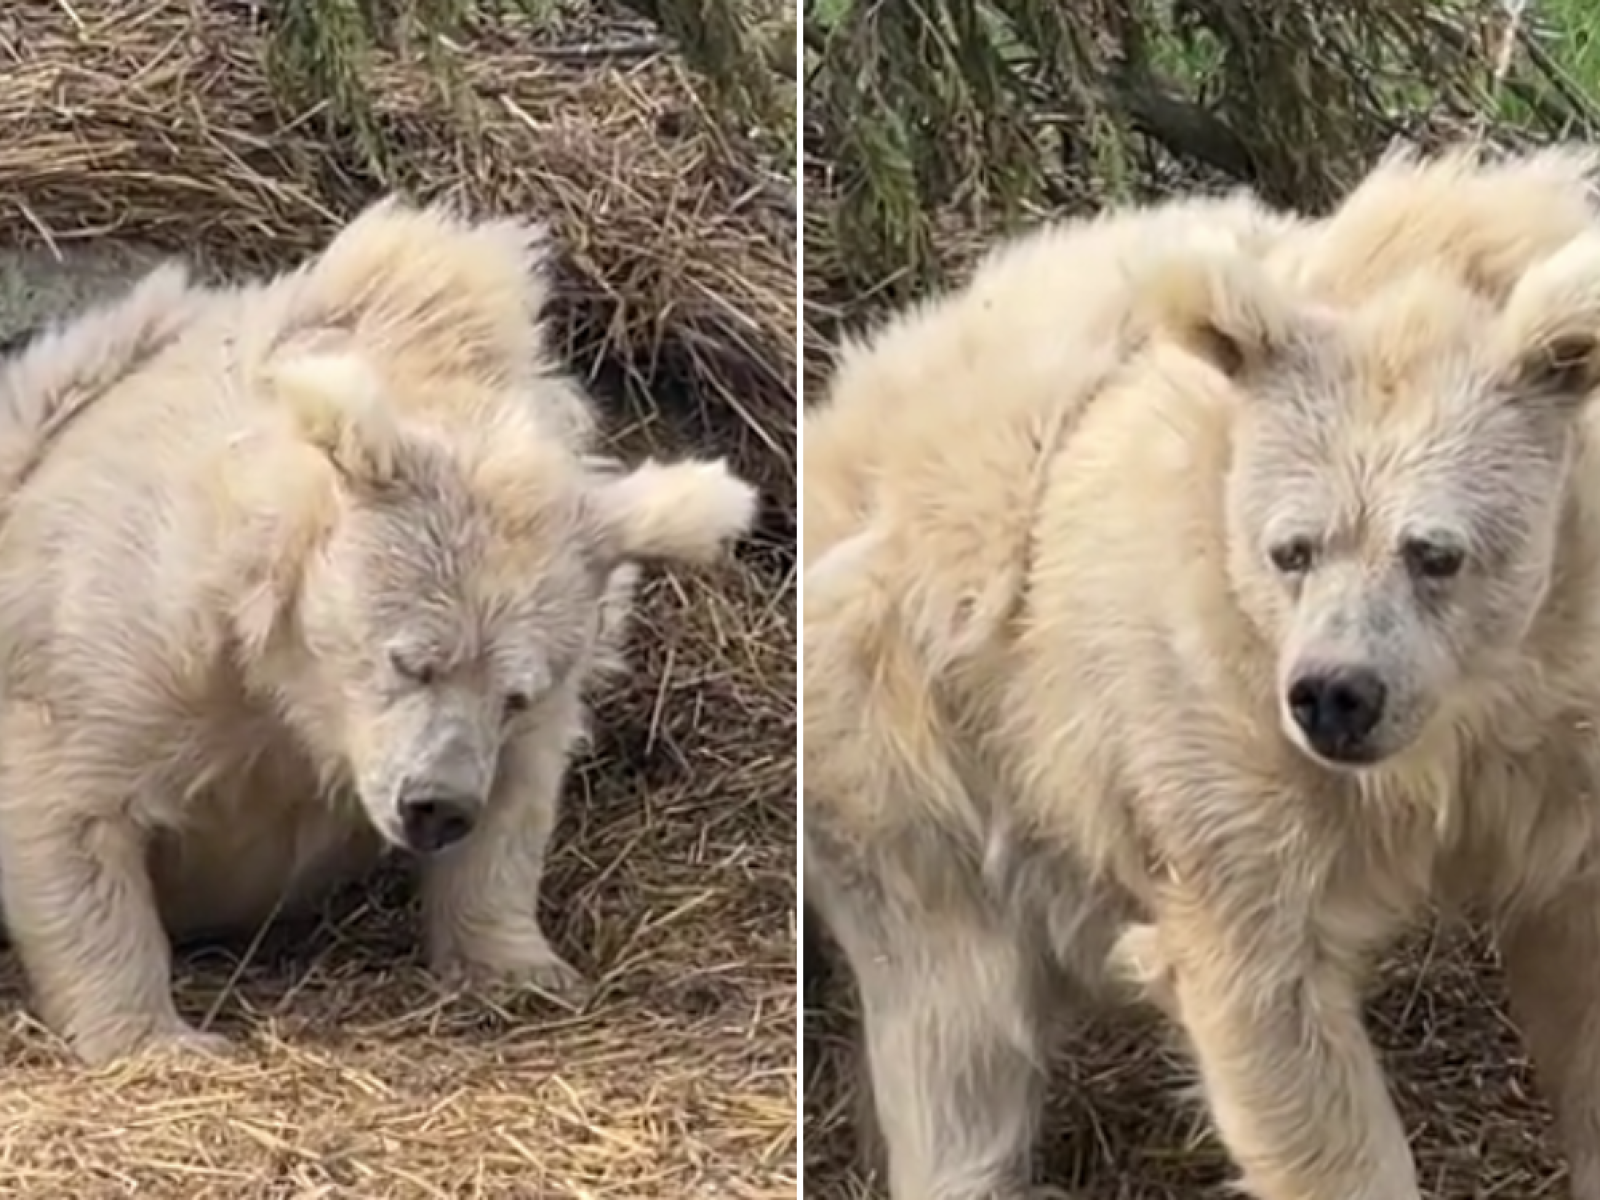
806, 0, 1600, 301
263, 0, 490, 175
808, 0, 1082, 292
619, 0, 789, 134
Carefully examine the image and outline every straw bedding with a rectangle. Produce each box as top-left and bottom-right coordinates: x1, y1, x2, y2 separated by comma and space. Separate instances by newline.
0, 3, 796, 1198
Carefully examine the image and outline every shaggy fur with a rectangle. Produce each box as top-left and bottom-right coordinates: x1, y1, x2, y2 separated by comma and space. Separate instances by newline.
0, 261, 205, 501
1278, 141, 1600, 305
803, 191, 1299, 651
803, 147, 1600, 1200
0, 198, 758, 1066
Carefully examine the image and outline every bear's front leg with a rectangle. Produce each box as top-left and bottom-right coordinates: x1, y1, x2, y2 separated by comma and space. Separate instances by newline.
0, 707, 232, 1065
1157, 892, 1419, 1200
1500, 874, 1600, 1200
421, 715, 590, 1005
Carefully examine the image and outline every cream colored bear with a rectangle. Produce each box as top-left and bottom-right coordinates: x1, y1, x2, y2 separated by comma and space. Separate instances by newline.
0, 199, 757, 1067
0, 258, 205, 500
1279, 140, 1600, 305
804, 150, 1600, 1200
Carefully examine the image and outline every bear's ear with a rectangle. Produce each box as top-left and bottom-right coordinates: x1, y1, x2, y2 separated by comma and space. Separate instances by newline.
1127, 242, 1307, 381
1284, 143, 1600, 307
582, 457, 758, 570
1493, 234, 1600, 415
267, 350, 408, 494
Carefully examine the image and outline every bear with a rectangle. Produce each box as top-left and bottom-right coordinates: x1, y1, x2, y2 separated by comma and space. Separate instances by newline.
0, 258, 206, 501
803, 187, 1303, 655
1099, 136, 1600, 1017
1278, 139, 1600, 306
802, 186, 1600, 1200
0, 197, 759, 1067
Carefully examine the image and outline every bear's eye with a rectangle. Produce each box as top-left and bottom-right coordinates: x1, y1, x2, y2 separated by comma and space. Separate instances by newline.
1402, 538, 1465, 581
503, 690, 532, 718
389, 650, 437, 686
1268, 538, 1316, 575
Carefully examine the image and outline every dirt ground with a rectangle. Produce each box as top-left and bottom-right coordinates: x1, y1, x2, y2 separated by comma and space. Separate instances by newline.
804, 925, 1563, 1198
0, 564, 797, 1200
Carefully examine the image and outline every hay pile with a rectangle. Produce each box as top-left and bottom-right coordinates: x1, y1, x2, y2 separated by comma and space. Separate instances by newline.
0, 4, 796, 1198
0, 0, 795, 509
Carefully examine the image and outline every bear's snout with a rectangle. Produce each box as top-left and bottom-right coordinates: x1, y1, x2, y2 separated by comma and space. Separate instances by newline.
398, 792, 479, 854
1285, 667, 1387, 764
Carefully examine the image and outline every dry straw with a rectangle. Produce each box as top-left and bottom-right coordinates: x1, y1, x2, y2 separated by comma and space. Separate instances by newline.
0, 3, 796, 1197
0, 0, 796, 503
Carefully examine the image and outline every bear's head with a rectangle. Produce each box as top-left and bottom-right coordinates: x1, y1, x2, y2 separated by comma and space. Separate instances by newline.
1135, 233, 1600, 772
243, 350, 758, 854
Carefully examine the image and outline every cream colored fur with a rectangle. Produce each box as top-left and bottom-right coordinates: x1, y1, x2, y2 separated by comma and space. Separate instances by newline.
1278, 141, 1600, 304
0, 198, 757, 1066
803, 145, 1600, 1200
0, 260, 204, 501
804, 191, 1298, 674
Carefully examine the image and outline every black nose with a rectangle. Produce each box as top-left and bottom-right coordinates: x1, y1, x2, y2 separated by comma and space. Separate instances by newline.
398, 794, 478, 853
1286, 668, 1387, 762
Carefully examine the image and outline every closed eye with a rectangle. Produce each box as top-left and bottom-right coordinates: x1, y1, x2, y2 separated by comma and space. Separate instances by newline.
502, 660, 557, 719
388, 649, 438, 686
